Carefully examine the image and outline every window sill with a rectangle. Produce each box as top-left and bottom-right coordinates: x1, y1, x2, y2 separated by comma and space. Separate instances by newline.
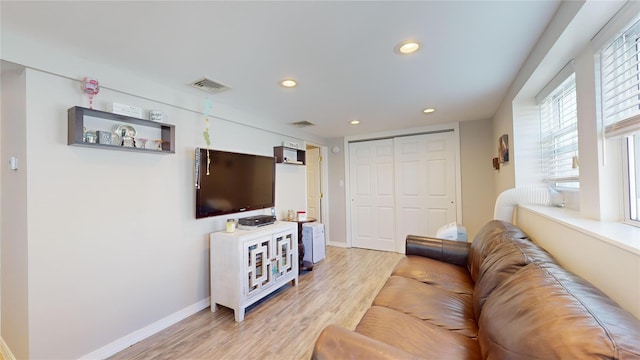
519, 205, 640, 255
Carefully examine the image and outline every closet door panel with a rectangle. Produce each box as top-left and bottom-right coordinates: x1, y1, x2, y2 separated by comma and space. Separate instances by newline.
350, 139, 396, 252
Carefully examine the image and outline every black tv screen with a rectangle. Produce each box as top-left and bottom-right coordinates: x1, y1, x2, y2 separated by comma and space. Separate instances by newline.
195, 148, 275, 219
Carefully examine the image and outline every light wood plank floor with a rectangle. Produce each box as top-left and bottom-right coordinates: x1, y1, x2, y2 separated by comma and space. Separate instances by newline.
108, 246, 403, 360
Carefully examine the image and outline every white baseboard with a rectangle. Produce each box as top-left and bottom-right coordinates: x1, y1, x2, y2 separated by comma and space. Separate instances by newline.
0, 336, 17, 360
327, 241, 347, 248
79, 297, 210, 360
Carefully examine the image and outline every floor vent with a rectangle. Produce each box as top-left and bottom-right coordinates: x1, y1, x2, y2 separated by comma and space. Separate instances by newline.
291, 121, 315, 127
190, 77, 231, 94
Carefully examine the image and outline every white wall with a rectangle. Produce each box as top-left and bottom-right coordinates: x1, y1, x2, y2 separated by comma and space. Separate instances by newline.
327, 137, 347, 247
492, 0, 585, 198
1, 67, 29, 360
492, 98, 516, 196
459, 119, 495, 239
504, 0, 624, 198
0, 62, 319, 358
275, 163, 306, 220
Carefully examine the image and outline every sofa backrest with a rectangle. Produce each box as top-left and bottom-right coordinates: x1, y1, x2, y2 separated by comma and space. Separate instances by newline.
467, 220, 530, 282
472, 234, 557, 318
478, 262, 640, 359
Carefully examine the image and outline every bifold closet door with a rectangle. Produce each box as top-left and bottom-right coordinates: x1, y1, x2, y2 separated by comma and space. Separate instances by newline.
394, 132, 457, 248
349, 139, 396, 252
349, 132, 457, 253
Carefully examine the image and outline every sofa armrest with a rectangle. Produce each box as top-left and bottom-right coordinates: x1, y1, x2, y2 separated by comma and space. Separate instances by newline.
405, 235, 470, 267
311, 325, 419, 360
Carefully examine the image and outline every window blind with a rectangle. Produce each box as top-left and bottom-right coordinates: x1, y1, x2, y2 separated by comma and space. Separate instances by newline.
601, 16, 640, 137
540, 73, 579, 185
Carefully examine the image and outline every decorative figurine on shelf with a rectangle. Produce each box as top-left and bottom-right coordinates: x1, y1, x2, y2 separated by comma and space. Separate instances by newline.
112, 132, 121, 146
154, 139, 163, 151
84, 130, 97, 143
80, 77, 100, 109
137, 138, 148, 149
122, 136, 135, 148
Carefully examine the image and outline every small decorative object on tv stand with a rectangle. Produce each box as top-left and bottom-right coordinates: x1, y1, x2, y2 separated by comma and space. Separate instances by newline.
67, 106, 175, 154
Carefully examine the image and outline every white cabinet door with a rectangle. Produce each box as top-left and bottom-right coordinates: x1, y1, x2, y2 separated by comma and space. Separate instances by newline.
274, 231, 295, 279
245, 235, 273, 297
350, 139, 396, 252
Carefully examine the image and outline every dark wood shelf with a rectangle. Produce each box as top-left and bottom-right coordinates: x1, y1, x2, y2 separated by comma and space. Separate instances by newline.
68, 142, 172, 153
68, 106, 175, 154
273, 146, 305, 165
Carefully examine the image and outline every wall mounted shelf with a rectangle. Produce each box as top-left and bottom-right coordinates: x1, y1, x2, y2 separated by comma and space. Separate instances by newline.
274, 146, 305, 165
68, 106, 175, 154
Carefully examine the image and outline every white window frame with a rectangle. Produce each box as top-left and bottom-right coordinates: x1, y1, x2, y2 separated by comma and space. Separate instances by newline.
537, 62, 579, 189
598, 11, 640, 226
623, 134, 639, 223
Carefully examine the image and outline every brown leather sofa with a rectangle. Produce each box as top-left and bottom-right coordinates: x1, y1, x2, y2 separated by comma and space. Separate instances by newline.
312, 220, 640, 359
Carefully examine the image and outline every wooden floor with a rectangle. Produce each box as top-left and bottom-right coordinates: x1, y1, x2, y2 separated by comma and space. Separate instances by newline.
108, 246, 403, 360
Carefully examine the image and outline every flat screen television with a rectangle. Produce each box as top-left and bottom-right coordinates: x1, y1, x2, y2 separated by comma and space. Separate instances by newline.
195, 148, 275, 219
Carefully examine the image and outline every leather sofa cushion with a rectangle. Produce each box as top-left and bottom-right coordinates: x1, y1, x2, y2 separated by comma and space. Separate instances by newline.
472, 235, 557, 318
312, 324, 420, 360
373, 275, 477, 338
478, 262, 640, 359
467, 220, 529, 282
356, 306, 482, 360
392, 255, 474, 294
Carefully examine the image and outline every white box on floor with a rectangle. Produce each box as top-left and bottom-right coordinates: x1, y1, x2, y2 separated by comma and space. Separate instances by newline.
302, 222, 325, 264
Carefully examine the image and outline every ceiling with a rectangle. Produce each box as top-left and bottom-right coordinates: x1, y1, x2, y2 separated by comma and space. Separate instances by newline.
1, 1, 560, 139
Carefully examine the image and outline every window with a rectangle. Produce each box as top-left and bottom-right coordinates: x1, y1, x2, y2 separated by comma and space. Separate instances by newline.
625, 134, 639, 222
539, 72, 579, 188
600, 15, 640, 224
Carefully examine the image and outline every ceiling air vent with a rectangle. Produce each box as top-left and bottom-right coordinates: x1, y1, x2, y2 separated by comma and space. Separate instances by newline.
190, 77, 231, 94
291, 121, 315, 128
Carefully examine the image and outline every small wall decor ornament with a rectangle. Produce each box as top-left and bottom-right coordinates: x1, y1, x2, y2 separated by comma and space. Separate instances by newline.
80, 77, 100, 109
203, 98, 212, 175
498, 134, 509, 163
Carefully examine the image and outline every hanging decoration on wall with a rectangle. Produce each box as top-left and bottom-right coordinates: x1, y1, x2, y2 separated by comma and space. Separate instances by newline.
203, 98, 212, 175
498, 134, 509, 163
80, 77, 100, 109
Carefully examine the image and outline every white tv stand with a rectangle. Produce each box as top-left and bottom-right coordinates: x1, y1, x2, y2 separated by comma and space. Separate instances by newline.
210, 221, 298, 322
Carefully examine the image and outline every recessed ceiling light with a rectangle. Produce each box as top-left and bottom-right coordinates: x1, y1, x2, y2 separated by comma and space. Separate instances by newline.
398, 41, 420, 55
280, 79, 297, 88
350, 120, 360, 125
423, 108, 436, 114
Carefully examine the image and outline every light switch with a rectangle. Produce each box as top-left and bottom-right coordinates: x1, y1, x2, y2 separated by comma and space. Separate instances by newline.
9, 156, 18, 170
